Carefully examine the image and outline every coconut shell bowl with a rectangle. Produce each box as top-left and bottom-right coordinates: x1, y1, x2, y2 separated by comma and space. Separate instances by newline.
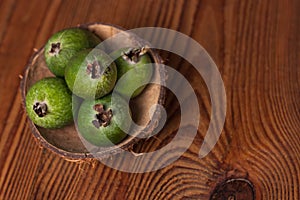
20, 23, 166, 161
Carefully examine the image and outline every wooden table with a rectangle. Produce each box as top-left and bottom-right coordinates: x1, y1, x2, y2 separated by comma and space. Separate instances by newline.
0, 0, 299, 199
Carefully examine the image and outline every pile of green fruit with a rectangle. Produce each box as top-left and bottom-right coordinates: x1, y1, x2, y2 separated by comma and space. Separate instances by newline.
25, 27, 153, 147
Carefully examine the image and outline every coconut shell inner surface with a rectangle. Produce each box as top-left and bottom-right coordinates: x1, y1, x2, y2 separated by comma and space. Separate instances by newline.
21, 23, 165, 160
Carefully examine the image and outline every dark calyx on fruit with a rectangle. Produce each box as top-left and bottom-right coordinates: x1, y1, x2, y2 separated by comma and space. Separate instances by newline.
86, 60, 111, 79
86, 60, 102, 79
49, 42, 61, 55
92, 104, 113, 128
33, 102, 47, 117
122, 47, 147, 64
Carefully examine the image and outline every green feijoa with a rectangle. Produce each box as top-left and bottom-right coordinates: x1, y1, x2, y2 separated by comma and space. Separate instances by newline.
111, 47, 153, 98
72, 95, 83, 121
44, 28, 101, 77
25, 77, 73, 129
65, 49, 117, 99
77, 94, 131, 146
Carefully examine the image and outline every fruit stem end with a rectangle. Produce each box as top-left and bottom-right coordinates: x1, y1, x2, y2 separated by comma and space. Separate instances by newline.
33, 102, 48, 117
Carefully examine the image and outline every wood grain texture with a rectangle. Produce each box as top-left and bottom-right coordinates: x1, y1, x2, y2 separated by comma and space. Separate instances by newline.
0, 0, 299, 199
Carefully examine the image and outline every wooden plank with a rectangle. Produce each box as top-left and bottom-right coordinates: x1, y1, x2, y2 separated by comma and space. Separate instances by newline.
0, 0, 299, 199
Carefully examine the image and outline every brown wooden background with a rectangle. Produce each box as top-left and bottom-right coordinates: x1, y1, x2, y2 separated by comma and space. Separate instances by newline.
0, 0, 299, 199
